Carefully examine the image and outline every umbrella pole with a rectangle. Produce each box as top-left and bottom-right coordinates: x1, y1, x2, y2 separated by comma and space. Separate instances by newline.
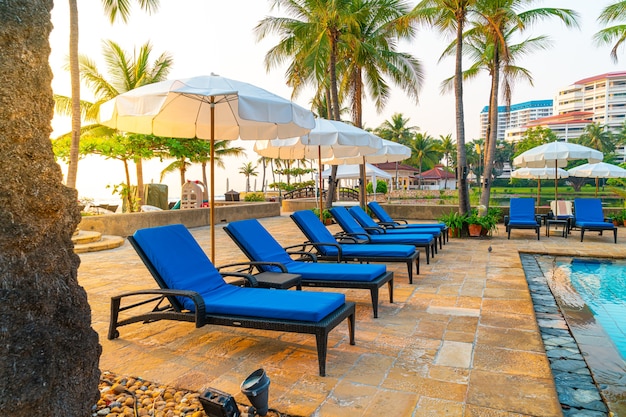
318, 146, 323, 221
537, 180, 541, 206
595, 177, 599, 198
210, 100, 216, 263
554, 163, 558, 217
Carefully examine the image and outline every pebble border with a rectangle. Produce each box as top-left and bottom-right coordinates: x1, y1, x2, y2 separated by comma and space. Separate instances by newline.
520, 254, 610, 417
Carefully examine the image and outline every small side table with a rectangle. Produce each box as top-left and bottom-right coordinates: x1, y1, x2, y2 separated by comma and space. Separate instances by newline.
254, 272, 302, 290
546, 219, 568, 238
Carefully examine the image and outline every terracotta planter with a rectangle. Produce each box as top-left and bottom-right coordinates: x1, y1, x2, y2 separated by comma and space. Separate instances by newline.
448, 227, 459, 238
468, 224, 482, 237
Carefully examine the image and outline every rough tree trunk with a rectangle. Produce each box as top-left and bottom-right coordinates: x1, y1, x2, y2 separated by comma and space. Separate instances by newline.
0, 2, 101, 415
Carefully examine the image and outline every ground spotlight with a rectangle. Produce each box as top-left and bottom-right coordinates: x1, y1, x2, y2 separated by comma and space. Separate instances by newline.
241, 368, 271, 416
199, 387, 240, 417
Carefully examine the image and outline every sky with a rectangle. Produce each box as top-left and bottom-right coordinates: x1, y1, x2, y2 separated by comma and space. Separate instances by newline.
48, 0, 622, 203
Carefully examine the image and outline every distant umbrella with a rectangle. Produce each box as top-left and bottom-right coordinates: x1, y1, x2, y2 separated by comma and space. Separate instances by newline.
513, 142, 603, 216
568, 162, 626, 197
511, 167, 570, 205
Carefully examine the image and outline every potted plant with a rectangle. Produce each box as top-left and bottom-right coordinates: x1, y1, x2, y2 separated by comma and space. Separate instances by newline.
312, 208, 333, 225
438, 211, 466, 238
466, 212, 483, 237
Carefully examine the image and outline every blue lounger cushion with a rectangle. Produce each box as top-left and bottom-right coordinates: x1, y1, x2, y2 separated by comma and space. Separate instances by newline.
291, 210, 416, 258
349, 206, 441, 237
368, 202, 446, 229
508, 198, 538, 224
133, 224, 345, 322
330, 207, 434, 244
573, 199, 614, 228
225, 219, 386, 282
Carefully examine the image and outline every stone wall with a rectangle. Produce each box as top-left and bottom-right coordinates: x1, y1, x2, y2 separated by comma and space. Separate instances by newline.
79, 202, 280, 237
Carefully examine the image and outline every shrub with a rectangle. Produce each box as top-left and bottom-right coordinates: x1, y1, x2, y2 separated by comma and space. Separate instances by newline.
366, 180, 388, 194
244, 192, 265, 202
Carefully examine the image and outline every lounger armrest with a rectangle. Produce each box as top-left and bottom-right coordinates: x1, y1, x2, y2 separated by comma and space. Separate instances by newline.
286, 250, 318, 262
503, 215, 509, 226
109, 289, 207, 339
363, 226, 385, 234
334, 231, 372, 243
219, 271, 259, 287
217, 261, 288, 274
379, 223, 407, 230
301, 241, 343, 262
387, 218, 408, 225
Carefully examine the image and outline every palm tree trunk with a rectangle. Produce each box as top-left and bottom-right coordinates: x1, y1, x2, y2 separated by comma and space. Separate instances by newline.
454, 14, 470, 214
201, 161, 209, 201
135, 157, 144, 205
325, 35, 341, 209
66, 0, 80, 189
479, 59, 500, 214
0, 4, 101, 414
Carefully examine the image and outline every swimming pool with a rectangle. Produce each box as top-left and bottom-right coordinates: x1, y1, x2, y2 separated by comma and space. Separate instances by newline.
524, 255, 626, 416
560, 258, 626, 360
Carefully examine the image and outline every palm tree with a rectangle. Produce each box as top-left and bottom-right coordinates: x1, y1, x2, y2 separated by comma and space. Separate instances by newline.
239, 162, 259, 192
66, 0, 160, 189
339, 0, 423, 206
576, 123, 616, 156
193, 140, 246, 200
412, 0, 479, 214
410, 132, 440, 188
595, 1, 626, 62
255, 0, 358, 207
466, 0, 578, 213
439, 134, 455, 189
2, 4, 100, 413
56, 40, 173, 205
374, 113, 419, 145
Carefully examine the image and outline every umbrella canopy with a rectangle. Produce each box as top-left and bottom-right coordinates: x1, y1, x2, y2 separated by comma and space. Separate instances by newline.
254, 118, 383, 216
253, 118, 381, 160
511, 167, 570, 205
513, 142, 603, 168
513, 142, 603, 215
321, 139, 411, 165
321, 163, 392, 180
510, 167, 570, 179
568, 162, 626, 197
98, 74, 316, 262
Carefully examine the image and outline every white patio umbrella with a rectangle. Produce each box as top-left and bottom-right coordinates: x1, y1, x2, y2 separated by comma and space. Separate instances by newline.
568, 162, 626, 197
254, 118, 383, 217
513, 142, 603, 216
511, 167, 570, 205
98, 74, 315, 262
321, 139, 412, 193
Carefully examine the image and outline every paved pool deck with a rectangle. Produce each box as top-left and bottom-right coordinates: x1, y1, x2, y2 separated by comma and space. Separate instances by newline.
79, 214, 625, 416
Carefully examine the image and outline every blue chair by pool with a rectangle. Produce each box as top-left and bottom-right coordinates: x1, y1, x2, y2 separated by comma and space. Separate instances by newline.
573, 198, 617, 243
505, 198, 541, 240
367, 202, 447, 237
109, 224, 356, 376
224, 219, 394, 318
290, 209, 420, 283
329, 206, 436, 264
349, 205, 444, 250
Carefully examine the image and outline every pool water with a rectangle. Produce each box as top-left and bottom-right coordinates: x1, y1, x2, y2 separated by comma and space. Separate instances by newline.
560, 258, 626, 360
531, 255, 626, 415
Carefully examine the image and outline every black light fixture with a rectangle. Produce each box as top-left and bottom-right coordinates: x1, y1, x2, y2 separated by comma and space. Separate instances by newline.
240, 368, 271, 416
199, 387, 240, 417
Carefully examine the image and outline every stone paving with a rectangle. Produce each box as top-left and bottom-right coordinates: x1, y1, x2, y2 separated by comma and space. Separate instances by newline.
78, 214, 626, 416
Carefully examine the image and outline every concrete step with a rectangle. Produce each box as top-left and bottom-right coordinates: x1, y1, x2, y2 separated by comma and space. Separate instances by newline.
74, 235, 125, 254
72, 230, 102, 244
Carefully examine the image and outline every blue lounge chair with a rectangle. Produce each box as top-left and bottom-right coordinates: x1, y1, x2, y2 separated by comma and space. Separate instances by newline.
349, 205, 444, 250
109, 224, 356, 376
224, 219, 394, 318
329, 206, 436, 264
505, 198, 541, 240
290, 209, 420, 283
368, 202, 447, 237
573, 198, 617, 243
